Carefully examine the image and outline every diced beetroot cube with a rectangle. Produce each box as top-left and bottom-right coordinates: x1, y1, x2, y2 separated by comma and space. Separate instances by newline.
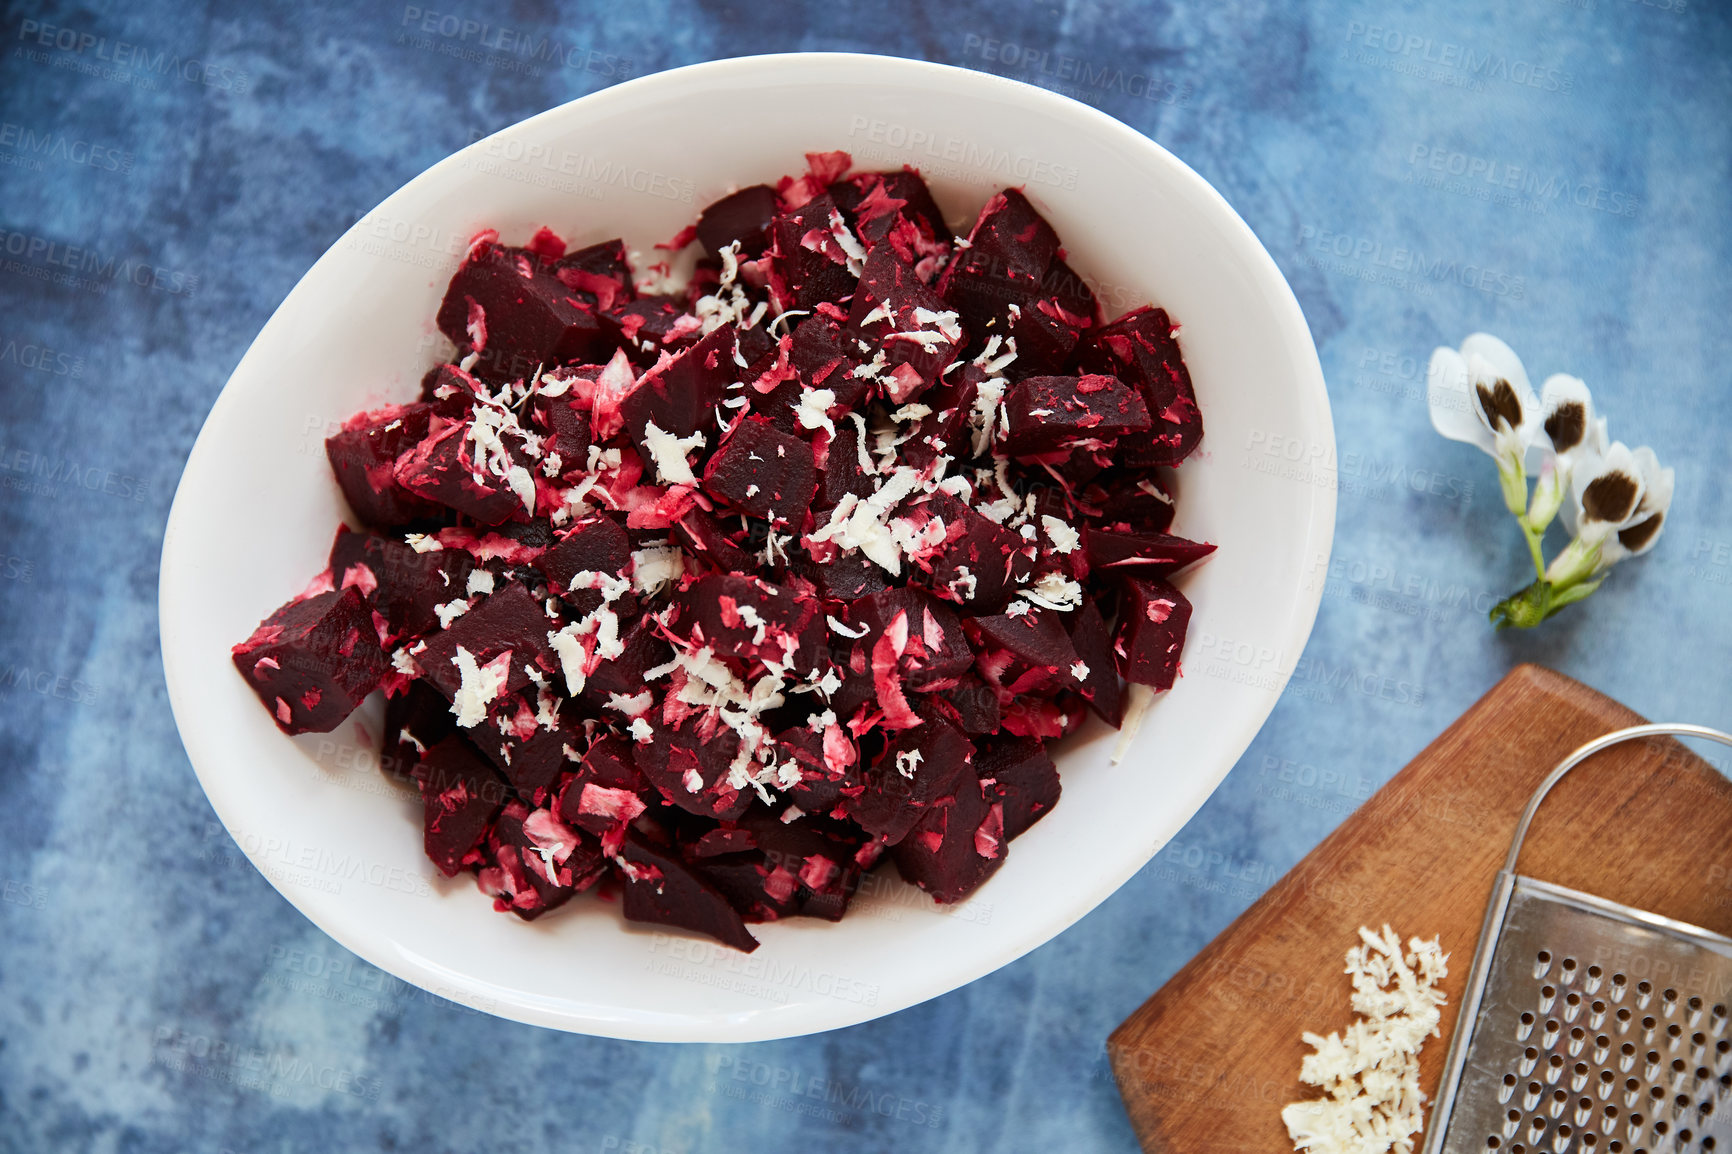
555, 238, 635, 311
604, 296, 703, 363
891, 768, 1005, 904
961, 188, 1059, 275
965, 607, 1083, 698
232, 587, 388, 735
1001, 374, 1151, 456
697, 184, 780, 259
936, 190, 1059, 325
974, 735, 1060, 841
734, 323, 776, 372
557, 780, 648, 860
382, 678, 454, 784
618, 832, 760, 952
413, 734, 510, 876
847, 715, 974, 846
691, 852, 804, 921
670, 574, 823, 672
528, 391, 592, 472
579, 616, 671, 704
733, 810, 867, 921
632, 717, 753, 822
392, 414, 531, 527
435, 242, 610, 383
467, 689, 578, 804
1085, 470, 1176, 534
774, 723, 860, 816
411, 581, 556, 713
843, 587, 974, 690
532, 515, 630, 596
906, 492, 1028, 613
700, 418, 817, 527
1009, 297, 1087, 374
482, 801, 603, 920
791, 549, 888, 603
673, 507, 756, 575
324, 403, 443, 529
847, 246, 963, 402
1065, 597, 1123, 726
1044, 258, 1099, 329
820, 422, 877, 505
1084, 527, 1215, 576
1073, 306, 1203, 466
570, 734, 649, 794
619, 322, 738, 443
842, 171, 949, 271
1115, 576, 1192, 690
418, 363, 480, 408
768, 194, 861, 311
686, 827, 759, 859
939, 672, 1002, 735
328, 526, 475, 642
789, 315, 869, 409
898, 369, 978, 472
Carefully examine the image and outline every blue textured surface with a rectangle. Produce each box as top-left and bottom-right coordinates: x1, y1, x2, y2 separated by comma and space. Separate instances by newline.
2, 1, 1728, 1150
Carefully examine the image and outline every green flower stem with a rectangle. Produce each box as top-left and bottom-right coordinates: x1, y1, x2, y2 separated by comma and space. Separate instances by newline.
1518, 519, 1547, 581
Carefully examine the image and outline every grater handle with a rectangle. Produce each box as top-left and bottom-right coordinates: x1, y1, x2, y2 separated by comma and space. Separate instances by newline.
1501, 721, 1732, 874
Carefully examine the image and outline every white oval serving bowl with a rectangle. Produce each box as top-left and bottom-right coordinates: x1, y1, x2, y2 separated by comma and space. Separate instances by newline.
160, 52, 1334, 1042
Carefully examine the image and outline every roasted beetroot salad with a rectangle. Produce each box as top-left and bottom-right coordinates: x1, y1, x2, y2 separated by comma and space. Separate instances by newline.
231, 151, 1210, 951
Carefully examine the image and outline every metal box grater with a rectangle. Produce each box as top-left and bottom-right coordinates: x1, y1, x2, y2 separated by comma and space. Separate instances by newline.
1428, 724, 1732, 1154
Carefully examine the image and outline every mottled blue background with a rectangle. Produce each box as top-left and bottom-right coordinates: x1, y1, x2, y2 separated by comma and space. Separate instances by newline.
2, 0, 1728, 1150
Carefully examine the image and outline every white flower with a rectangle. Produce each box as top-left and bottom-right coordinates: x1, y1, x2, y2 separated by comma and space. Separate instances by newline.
1600, 447, 1672, 564
1547, 441, 1673, 585
1428, 334, 1543, 514
1524, 373, 1604, 530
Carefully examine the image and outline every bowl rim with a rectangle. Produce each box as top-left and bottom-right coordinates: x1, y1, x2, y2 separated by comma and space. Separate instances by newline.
159, 50, 1334, 1040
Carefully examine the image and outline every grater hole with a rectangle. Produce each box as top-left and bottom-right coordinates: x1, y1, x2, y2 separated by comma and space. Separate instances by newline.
1705, 1138, 1717, 1151
1618, 1008, 1634, 1031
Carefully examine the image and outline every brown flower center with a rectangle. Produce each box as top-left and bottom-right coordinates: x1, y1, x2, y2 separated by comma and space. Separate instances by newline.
1545, 402, 1586, 454
1475, 378, 1524, 433
1582, 471, 1639, 524
1617, 513, 1662, 553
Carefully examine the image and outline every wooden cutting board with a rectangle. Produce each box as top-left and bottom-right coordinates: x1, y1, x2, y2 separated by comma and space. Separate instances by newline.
1109, 663, 1732, 1153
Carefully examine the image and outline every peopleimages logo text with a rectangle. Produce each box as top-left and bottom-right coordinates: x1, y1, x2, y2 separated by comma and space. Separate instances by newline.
1344, 21, 1573, 93
16, 20, 250, 92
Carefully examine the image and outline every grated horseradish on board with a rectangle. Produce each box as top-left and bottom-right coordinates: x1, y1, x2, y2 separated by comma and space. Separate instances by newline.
1280, 925, 1450, 1154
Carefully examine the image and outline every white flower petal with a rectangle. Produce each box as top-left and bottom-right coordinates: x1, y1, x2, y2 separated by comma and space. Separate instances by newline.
1459, 332, 1533, 398
1426, 346, 1495, 452
1570, 440, 1646, 535
1538, 374, 1595, 459
1602, 448, 1673, 564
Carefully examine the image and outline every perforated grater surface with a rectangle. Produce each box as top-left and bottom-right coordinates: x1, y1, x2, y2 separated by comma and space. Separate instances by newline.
1427, 724, 1732, 1154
